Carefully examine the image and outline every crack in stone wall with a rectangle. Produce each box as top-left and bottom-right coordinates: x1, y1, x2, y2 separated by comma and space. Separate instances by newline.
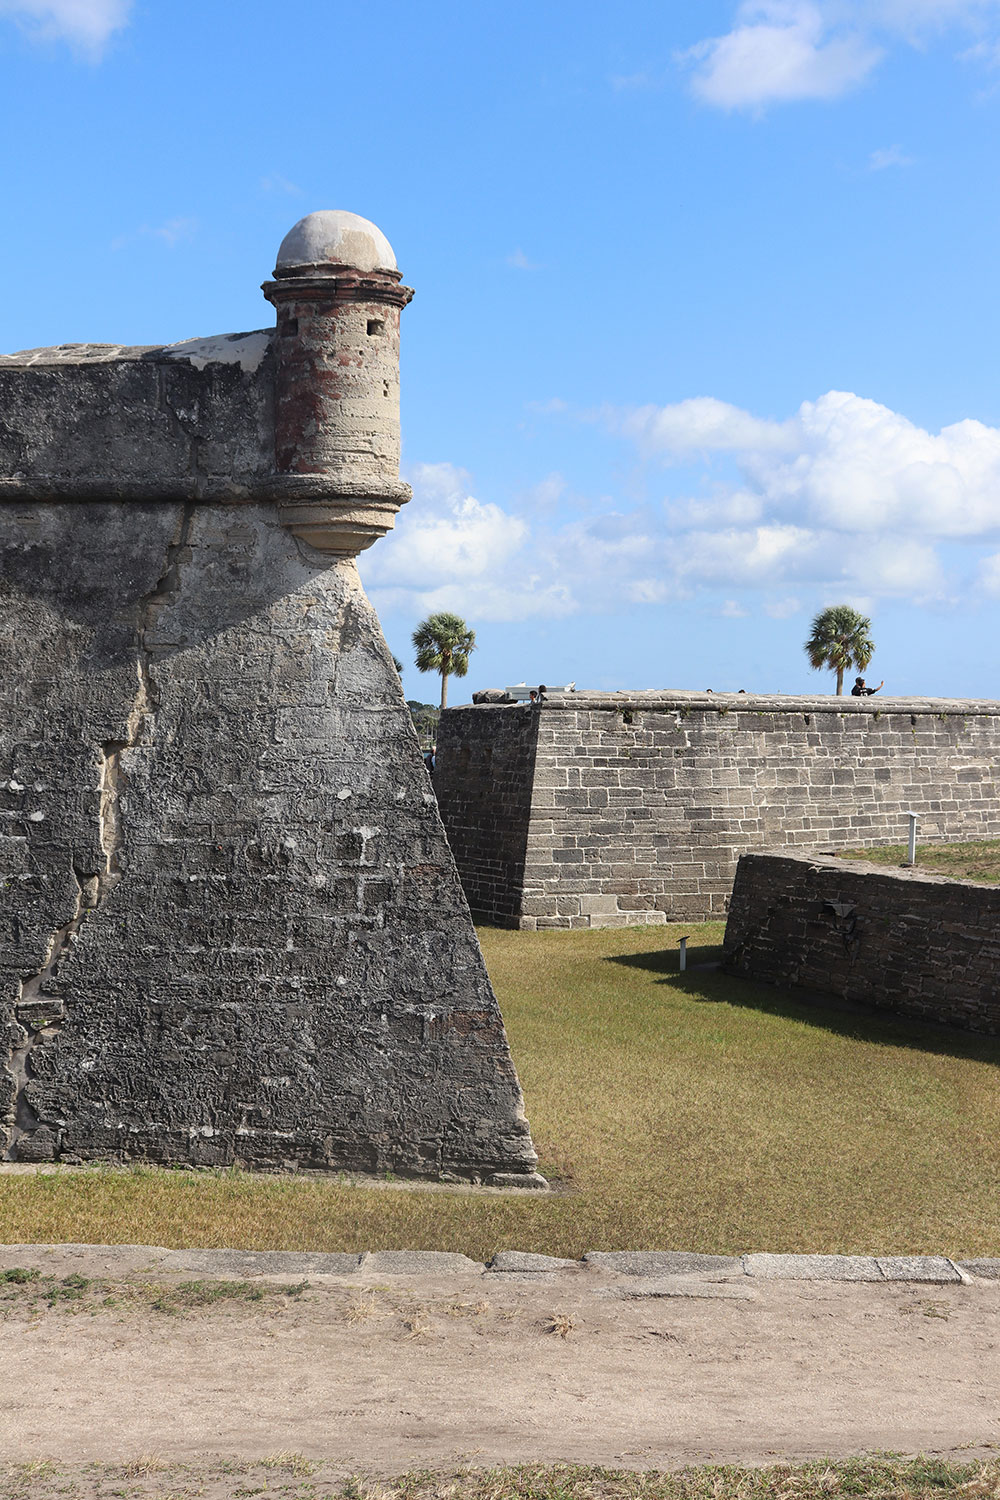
5, 872, 91, 1160
137, 500, 195, 709
1, 501, 539, 1178
4, 503, 195, 1161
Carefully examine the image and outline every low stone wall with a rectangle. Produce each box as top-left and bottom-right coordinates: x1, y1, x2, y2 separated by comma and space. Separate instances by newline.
722, 849, 1000, 1033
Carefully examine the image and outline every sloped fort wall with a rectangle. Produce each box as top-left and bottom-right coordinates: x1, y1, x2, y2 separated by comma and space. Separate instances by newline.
723, 850, 1000, 1034
0, 212, 540, 1182
434, 692, 1000, 928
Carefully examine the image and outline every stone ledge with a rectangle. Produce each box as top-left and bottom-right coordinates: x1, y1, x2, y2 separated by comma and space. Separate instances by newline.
730, 846, 1000, 891
743, 1253, 884, 1281
876, 1255, 964, 1283
958, 1259, 1000, 1279
584, 1250, 740, 1276
488, 1250, 580, 1272
359, 1250, 483, 1274
0, 1244, 985, 1284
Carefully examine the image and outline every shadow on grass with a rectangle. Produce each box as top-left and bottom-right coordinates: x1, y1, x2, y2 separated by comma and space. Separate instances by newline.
605, 947, 1000, 1067
610, 944, 723, 975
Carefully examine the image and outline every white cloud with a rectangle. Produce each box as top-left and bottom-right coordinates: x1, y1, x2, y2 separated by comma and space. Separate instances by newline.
874, 0, 1000, 34
506, 248, 539, 270
111, 217, 197, 251
260, 174, 303, 197
373, 575, 576, 622
677, 523, 822, 583
526, 397, 569, 414
869, 143, 913, 169
667, 489, 765, 526
622, 388, 1000, 539
672, 522, 945, 598
362, 384, 1000, 626
371, 463, 526, 585
764, 596, 803, 617
628, 578, 672, 603
361, 463, 572, 622
148, 217, 197, 247
521, 472, 567, 509
682, 0, 1000, 109
0, 0, 130, 53
683, 2, 882, 109
622, 396, 795, 455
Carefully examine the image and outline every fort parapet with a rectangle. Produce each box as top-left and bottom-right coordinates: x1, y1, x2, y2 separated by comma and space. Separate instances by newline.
434, 691, 1000, 928
0, 211, 540, 1182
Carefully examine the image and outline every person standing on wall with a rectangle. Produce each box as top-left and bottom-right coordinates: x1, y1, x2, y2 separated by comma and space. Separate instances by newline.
851, 677, 884, 696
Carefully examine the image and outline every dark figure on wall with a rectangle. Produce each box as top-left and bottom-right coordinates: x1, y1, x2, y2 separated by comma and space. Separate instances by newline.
851, 677, 884, 696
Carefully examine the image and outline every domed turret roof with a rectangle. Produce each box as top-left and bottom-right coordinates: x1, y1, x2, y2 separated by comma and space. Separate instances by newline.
275, 211, 397, 274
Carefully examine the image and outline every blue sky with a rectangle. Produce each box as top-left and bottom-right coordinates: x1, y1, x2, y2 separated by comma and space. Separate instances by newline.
5, 1, 1000, 699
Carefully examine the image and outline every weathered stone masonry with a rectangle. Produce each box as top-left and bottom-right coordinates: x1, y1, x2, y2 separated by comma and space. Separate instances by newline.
435, 691, 1000, 928
723, 849, 1000, 1034
0, 211, 540, 1182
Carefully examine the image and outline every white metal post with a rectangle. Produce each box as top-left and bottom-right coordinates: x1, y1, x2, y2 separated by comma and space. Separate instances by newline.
906, 812, 918, 866
679, 936, 688, 972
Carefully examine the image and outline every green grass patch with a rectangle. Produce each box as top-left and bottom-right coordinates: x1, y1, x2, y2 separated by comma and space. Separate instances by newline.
1, 921, 999, 1257
842, 838, 1000, 883
0, 1270, 309, 1316
6, 1458, 1000, 1500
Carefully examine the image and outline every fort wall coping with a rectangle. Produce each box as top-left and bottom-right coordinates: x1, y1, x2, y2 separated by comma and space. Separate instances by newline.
462, 693, 1000, 715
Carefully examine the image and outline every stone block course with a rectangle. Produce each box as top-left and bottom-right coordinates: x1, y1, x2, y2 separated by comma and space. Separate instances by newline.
0, 211, 541, 1184
436, 694, 1000, 927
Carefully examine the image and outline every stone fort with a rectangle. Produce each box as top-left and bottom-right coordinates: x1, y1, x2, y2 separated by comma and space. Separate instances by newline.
434, 690, 1000, 928
0, 210, 541, 1183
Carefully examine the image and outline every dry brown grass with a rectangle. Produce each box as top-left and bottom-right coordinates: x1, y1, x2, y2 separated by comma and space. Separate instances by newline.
2, 920, 1000, 1258
542, 1312, 576, 1339
5, 1458, 1000, 1500
401, 1307, 435, 1340
343, 1290, 381, 1323
842, 837, 1000, 883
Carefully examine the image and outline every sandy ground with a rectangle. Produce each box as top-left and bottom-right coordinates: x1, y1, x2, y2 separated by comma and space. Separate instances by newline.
0, 1244, 997, 1485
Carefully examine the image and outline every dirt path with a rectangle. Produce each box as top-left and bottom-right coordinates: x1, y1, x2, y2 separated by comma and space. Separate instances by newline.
0, 1244, 997, 1477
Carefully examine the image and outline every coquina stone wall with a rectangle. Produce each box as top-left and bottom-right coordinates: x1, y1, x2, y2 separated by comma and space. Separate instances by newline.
0, 212, 541, 1183
434, 692, 1000, 928
723, 849, 1000, 1033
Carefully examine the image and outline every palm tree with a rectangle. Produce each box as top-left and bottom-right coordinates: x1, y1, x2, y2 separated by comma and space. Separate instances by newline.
412, 611, 476, 710
804, 605, 875, 695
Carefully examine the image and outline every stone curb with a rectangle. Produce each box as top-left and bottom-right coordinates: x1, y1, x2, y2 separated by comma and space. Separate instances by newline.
584, 1251, 740, 1276
0, 1244, 987, 1283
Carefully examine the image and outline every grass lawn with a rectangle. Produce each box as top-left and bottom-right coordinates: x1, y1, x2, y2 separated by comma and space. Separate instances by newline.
2, 922, 1000, 1257
842, 838, 1000, 884
8, 1458, 1000, 1500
